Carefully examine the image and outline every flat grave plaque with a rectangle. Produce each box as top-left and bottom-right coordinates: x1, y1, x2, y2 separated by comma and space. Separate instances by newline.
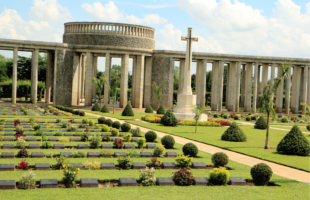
5, 126, 13, 128
55, 126, 62, 128
2, 144, 14, 149
101, 163, 116, 170
0, 164, 15, 171
25, 133, 34, 136
35, 163, 50, 170
93, 129, 101, 132
5, 123, 14, 126
5, 129, 14, 132
101, 133, 110, 136
194, 177, 209, 186
119, 178, 138, 187
166, 152, 178, 158
229, 177, 246, 186
192, 162, 207, 169
131, 138, 138, 142
124, 144, 135, 149
87, 152, 100, 158
3, 137, 14, 141
119, 133, 127, 137
23, 126, 31, 128
111, 138, 116, 141
157, 178, 175, 186
45, 133, 54, 136
64, 133, 73, 136
53, 144, 65, 149
4, 133, 14, 136
101, 144, 112, 149
21, 120, 27, 122
76, 129, 83, 132
60, 152, 73, 157
87, 133, 93, 136
42, 129, 50, 132
48, 138, 59, 142
162, 162, 176, 169
40, 179, 58, 188
28, 144, 40, 149
23, 129, 33, 132
78, 144, 89, 149
1, 152, 15, 158
69, 163, 83, 168
6, 120, 13, 122
41, 126, 47, 128
87, 126, 94, 129
31, 152, 44, 158
0, 180, 16, 189
70, 138, 80, 141
26, 138, 37, 141
132, 162, 146, 169
80, 178, 98, 188
114, 152, 126, 157
140, 152, 153, 157
48, 121, 55, 123
60, 129, 67, 132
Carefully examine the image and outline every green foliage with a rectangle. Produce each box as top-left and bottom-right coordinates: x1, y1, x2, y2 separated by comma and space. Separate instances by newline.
145, 131, 157, 142
54, 132, 63, 136
137, 138, 146, 148
145, 105, 154, 113
234, 115, 239, 120
121, 103, 134, 116
111, 128, 119, 137
62, 163, 80, 187
156, 105, 165, 114
83, 160, 101, 170
254, 116, 267, 129
17, 148, 28, 158
123, 133, 132, 142
146, 157, 161, 169
307, 124, 310, 131
117, 156, 132, 170
277, 125, 310, 156
172, 168, 195, 186
80, 132, 89, 142
19, 171, 36, 189
16, 137, 26, 149
112, 121, 121, 129
121, 123, 131, 132
152, 81, 164, 108
73, 151, 86, 158
92, 73, 109, 108
130, 127, 142, 137
41, 141, 52, 149
160, 110, 178, 126
250, 163, 273, 186
221, 122, 247, 142
211, 152, 229, 167
101, 125, 110, 132
101, 105, 109, 113
139, 167, 156, 186
161, 135, 175, 149
98, 117, 106, 124
281, 118, 288, 123
191, 105, 206, 133
91, 102, 100, 111
182, 143, 198, 157
209, 167, 230, 186
105, 119, 113, 127
89, 134, 101, 149
175, 155, 193, 168
153, 144, 166, 157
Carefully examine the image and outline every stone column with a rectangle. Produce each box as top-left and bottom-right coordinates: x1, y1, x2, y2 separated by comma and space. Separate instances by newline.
270, 64, 276, 106
211, 61, 219, 111
244, 62, 253, 112
261, 64, 268, 96
308, 67, 310, 106
71, 52, 80, 106
31, 49, 39, 104
168, 58, 175, 107
276, 65, 284, 113
240, 64, 246, 107
131, 56, 137, 106
196, 60, 202, 106
228, 62, 236, 111
252, 63, 258, 113
12, 47, 18, 104
226, 63, 230, 109
178, 59, 185, 94
92, 56, 98, 100
133, 55, 145, 108
218, 61, 224, 112
52, 50, 58, 105
45, 51, 53, 104
291, 66, 301, 113
195, 60, 206, 107
300, 66, 308, 113
104, 53, 110, 105
85, 52, 94, 106
200, 60, 207, 107
257, 65, 261, 105
120, 53, 129, 108
285, 65, 291, 114
235, 62, 241, 112
143, 56, 152, 108
80, 55, 85, 101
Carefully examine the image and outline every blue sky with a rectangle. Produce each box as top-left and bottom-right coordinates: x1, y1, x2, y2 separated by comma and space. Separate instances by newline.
0, 0, 309, 74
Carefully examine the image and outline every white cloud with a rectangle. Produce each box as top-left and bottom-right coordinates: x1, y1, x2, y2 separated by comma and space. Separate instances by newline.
0, 8, 62, 42
81, 1, 167, 25
30, 0, 72, 23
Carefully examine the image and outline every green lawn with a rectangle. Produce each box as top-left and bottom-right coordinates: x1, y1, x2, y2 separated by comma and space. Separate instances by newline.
82, 110, 159, 120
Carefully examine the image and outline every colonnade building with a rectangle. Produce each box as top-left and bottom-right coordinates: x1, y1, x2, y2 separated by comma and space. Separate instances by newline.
0, 22, 309, 114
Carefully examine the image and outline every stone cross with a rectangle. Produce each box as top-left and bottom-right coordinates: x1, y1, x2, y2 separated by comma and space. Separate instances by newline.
181, 27, 198, 95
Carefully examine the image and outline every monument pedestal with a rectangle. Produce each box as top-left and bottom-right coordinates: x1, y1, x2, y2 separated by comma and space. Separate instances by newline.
173, 94, 208, 121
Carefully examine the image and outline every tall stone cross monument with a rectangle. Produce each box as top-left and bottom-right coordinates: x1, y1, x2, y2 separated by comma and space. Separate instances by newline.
174, 27, 208, 121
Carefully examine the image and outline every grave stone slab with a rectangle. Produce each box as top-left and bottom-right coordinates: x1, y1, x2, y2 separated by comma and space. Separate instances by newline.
70, 138, 80, 141
4, 133, 14, 136
55, 126, 62, 128
23, 126, 31, 128
76, 129, 83, 132
3, 138, 14, 142
45, 133, 54, 136
60, 129, 67, 132
69, 163, 83, 168
5, 126, 13, 128
60, 152, 73, 157
41, 126, 47, 128
78, 144, 89, 149
53, 144, 65, 149
194, 177, 209, 186
132, 162, 146, 169
35, 163, 50, 170
140, 152, 153, 157
0, 180, 16, 189
5, 129, 14, 132
28, 144, 40, 149
23, 129, 33, 132
119, 133, 127, 137
40, 179, 58, 188
111, 138, 116, 141
114, 152, 126, 157
1, 152, 15, 159
166, 152, 178, 158
6, 120, 13, 122
31, 152, 44, 158
124, 144, 135, 149
42, 129, 50, 132
131, 138, 138, 142
80, 178, 98, 188
26, 138, 37, 141
101, 133, 110, 136
48, 138, 59, 142
21, 120, 27, 122
93, 129, 101, 132
25, 133, 34, 136
87, 152, 100, 158
48, 121, 55, 123
162, 162, 176, 169
0, 164, 15, 171
64, 133, 73, 136
229, 177, 246, 186
2, 144, 14, 149
157, 178, 175, 186
101, 144, 112, 149
101, 163, 116, 170
119, 178, 138, 187
191, 162, 207, 169
87, 133, 93, 136
87, 126, 94, 129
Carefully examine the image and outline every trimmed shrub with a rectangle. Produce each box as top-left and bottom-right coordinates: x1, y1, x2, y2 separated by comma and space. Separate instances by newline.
182, 143, 198, 157
157, 105, 165, 114
112, 121, 121, 129
211, 152, 229, 167
306, 124, 310, 131
276, 125, 310, 156
213, 113, 218, 118
254, 116, 267, 130
251, 163, 273, 186
111, 128, 119, 137
234, 115, 239, 120
101, 105, 109, 113
145, 131, 157, 142
140, 167, 156, 186
121, 123, 131, 132
79, 111, 85, 116
221, 122, 247, 142
105, 119, 113, 127
19, 171, 36, 189
209, 167, 230, 186
153, 144, 166, 157
161, 135, 175, 149
123, 133, 132, 142
98, 117, 106, 124
130, 127, 142, 137
145, 105, 154, 113
281, 118, 288, 123
175, 155, 193, 168
246, 116, 250, 121
137, 138, 146, 148
122, 103, 134, 116
101, 125, 110, 132
91, 102, 100, 111
160, 110, 178, 127
17, 148, 28, 158
172, 168, 195, 186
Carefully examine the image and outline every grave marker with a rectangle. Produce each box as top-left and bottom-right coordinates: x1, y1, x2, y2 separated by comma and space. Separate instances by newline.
80, 178, 98, 188
166, 152, 178, 158
53, 144, 65, 149
191, 162, 207, 169
0, 180, 16, 189
156, 178, 175, 186
132, 162, 146, 169
101, 144, 112, 149
140, 152, 153, 157
119, 178, 138, 187
162, 162, 176, 169
40, 179, 58, 188
194, 177, 209, 186
1, 152, 15, 159
229, 177, 246, 186
101, 163, 116, 170
0, 164, 15, 171
87, 152, 100, 158
35, 163, 50, 170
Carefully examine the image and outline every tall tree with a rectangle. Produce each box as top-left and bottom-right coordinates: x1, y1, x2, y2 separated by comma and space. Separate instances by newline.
92, 73, 109, 109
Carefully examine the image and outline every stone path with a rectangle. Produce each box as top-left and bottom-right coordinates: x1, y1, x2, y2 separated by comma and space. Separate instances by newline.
86, 112, 310, 184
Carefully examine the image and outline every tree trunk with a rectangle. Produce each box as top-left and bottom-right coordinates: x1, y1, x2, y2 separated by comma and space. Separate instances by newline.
264, 112, 270, 149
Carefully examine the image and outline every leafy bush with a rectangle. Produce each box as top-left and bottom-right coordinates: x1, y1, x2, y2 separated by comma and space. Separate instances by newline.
157, 105, 165, 114
140, 167, 156, 186
153, 144, 166, 157
221, 122, 247, 142
234, 115, 239, 120
67, 124, 77, 132
59, 137, 69, 142
101, 125, 110, 132
122, 103, 134, 116
213, 113, 218, 118
246, 116, 250, 121
46, 151, 53, 158
123, 133, 132, 142
277, 125, 310, 156
112, 121, 121, 129
80, 132, 89, 141
145, 131, 157, 142
0, 136, 3, 141
113, 138, 124, 149
111, 128, 119, 137
137, 138, 146, 148
161, 135, 175, 149
94, 124, 101, 129
306, 124, 310, 131
33, 124, 41, 131
105, 119, 113, 127
160, 110, 178, 127
61, 163, 80, 188
100, 150, 112, 157
172, 168, 195, 186
117, 156, 132, 169
17, 149, 28, 158
18, 159, 29, 170
55, 156, 68, 168
83, 160, 101, 170
182, 143, 198, 157
102, 135, 111, 142
251, 163, 273, 186
175, 155, 193, 168
42, 141, 52, 149
98, 117, 106, 124
130, 127, 142, 137
212, 152, 229, 167
121, 123, 131, 132
54, 132, 64, 136
251, 116, 257, 121
16, 137, 26, 149
209, 167, 230, 186
80, 111, 85, 116
88, 119, 95, 126
91, 102, 100, 111
146, 157, 161, 169
101, 105, 109, 113
145, 105, 154, 113
281, 118, 288, 123
19, 171, 36, 189
128, 149, 141, 158
89, 135, 101, 149
82, 118, 89, 124
254, 116, 267, 129
35, 130, 44, 136
73, 151, 86, 158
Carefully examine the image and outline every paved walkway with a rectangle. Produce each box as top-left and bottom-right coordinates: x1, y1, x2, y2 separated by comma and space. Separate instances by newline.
86, 112, 310, 184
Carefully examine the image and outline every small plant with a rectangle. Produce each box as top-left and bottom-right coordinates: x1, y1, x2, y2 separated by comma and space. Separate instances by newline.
101, 125, 110, 132
175, 155, 193, 168
123, 133, 132, 142
105, 119, 113, 127
80, 111, 85, 116
121, 103, 134, 116
73, 151, 86, 158
98, 117, 106, 124
100, 150, 112, 157
88, 119, 95, 126
117, 156, 132, 169
121, 123, 131, 132
14, 118, 21, 127
251, 163, 273, 186
42, 141, 52, 149
128, 149, 141, 158
112, 121, 121, 129
17, 148, 28, 158
234, 115, 239, 120
161, 135, 175, 149
16, 137, 26, 149
19, 171, 36, 189
83, 160, 101, 170
35, 130, 43, 136
0, 136, 3, 141
54, 132, 64, 136
59, 137, 69, 142
46, 151, 54, 158
89, 134, 101, 149
281, 117, 288, 123
157, 105, 165, 114
209, 167, 230, 186
101, 105, 110, 113
56, 118, 62, 123
67, 124, 77, 132
111, 128, 119, 137
146, 157, 161, 169
91, 102, 100, 111
18, 159, 28, 170
221, 122, 247, 142
153, 144, 166, 157
182, 143, 198, 157
254, 116, 267, 129
172, 168, 195, 186
102, 135, 111, 142
137, 138, 146, 148
80, 132, 89, 142
56, 155, 68, 168
212, 152, 229, 167
160, 110, 178, 126
82, 118, 89, 124
145, 105, 154, 113
145, 131, 157, 142
61, 163, 80, 187
33, 124, 41, 131
46, 123, 56, 128
130, 127, 142, 137
28, 117, 35, 124
113, 138, 124, 149
140, 167, 156, 186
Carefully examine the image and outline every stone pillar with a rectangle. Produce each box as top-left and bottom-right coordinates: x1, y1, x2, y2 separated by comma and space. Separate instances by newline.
211, 61, 219, 111
261, 64, 268, 96
276, 65, 284, 113
235, 62, 241, 112
196, 60, 202, 106
80, 55, 85, 101
257, 65, 261, 105
45, 51, 53, 104
85, 52, 94, 106
31, 49, 39, 104
226, 63, 230, 109
143, 56, 152, 108
218, 61, 224, 112
52, 50, 58, 105
308, 67, 310, 106
196, 60, 206, 107
285, 65, 291, 114
12, 47, 18, 104
131, 56, 137, 106
133, 55, 145, 108
200, 60, 207, 107
104, 53, 110, 105
228, 62, 236, 111
270, 64, 276, 106
300, 66, 308, 113
244, 62, 253, 112
92, 56, 98, 100
240, 64, 246, 107
71, 52, 80, 106
168, 58, 175, 107
252, 63, 258, 113
120, 53, 129, 108
291, 66, 301, 113
178, 59, 185, 94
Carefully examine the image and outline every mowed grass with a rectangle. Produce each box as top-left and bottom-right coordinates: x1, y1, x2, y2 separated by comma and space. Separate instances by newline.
82, 110, 158, 120
129, 121, 310, 172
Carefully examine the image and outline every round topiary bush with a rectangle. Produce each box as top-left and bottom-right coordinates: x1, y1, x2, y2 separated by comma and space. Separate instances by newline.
91, 102, 100, 111
276, 125, 310, 156
213, 114, 218, 118
160, 110, 178, 127
234, 115, 239, 120
246, 116, 250, 121
182, 143, 198, 157
211, 152, 229, 167
105, 119, 113, 127
254, 116, 267, 129
209, 167, 230, 186
145, 105, 154, 113
98, 117, 106, 124
112, 121, 121, 129
157, 105, 165, 114
161, 135, 175, 149
306, 124, 310, 131
101, 105, 109, 113
121, 123, 131, 132
251, 116, 257, 121
250, 163, 273, 186
221, 122, 247, 142
122, 103, 134, 116
145, 131, 157, 142
281, 118, 288, 123
80, 111, 85, 116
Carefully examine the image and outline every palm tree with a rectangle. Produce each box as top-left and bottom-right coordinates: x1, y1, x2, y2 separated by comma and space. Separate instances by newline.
259, 62, 290, 149
192, 105, 206, 133
92, 73, 109, 109
152, 80, 165, 109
